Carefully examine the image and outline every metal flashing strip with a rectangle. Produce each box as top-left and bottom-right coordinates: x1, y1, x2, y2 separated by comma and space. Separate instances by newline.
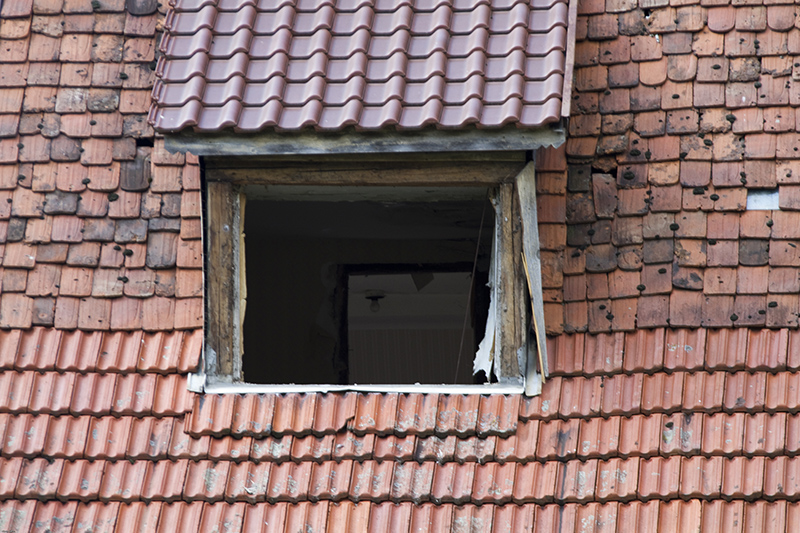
202, 382, 526, 395
164, 124, 565, 156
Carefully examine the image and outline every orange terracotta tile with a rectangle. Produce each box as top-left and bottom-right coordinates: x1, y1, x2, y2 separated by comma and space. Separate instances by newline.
583, 332, 625, 375
198, 502, 245, 533
225, 461, 271, 504
16, 456, 63, 500
155, 502, 204, 533
746, 328, 788, 371
31, 501, 78, 533
519, 376, 561, 420
395, 393, 438, 436
183, 460, 231, 502
546, 333, 585, 376
494, 420, 539, 463
414, 435, 456, 463
601, 373, 643, 416
554, 459, 597, 502
701, 500, 744, 533
84, 416, 132, 460
454, 435, 496, 464
744, 501, 787, 533
141, 459, 190, 502
435, 395, 480, 437
641, 372, 684, 414
722, 456, 765, 499
618, 414, 662, 457
596, 457, 639, 502
348, 460, 393, 502
623, 328, 665, 373
664, 328, 706, 371
391, 461, 435, 503
744, 412, 786, 456
57, 459, 105, 501
705, 328, 748, 370
559, 376, 602, 418
99, 460, 147, 502
537, 418, 579, 460
536, 502, 577, 532
511, 461, 558, 504
724, 371, 767, 411
764, 456, 800, 498
43, 415, 90, 459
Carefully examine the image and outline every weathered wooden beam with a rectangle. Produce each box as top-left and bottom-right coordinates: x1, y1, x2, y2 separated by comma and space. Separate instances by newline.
495, 183, 522, 382
205, 181, 239, 381
206, 161, 528, 187
516, 162, 549, 394
165, 125, 565, 157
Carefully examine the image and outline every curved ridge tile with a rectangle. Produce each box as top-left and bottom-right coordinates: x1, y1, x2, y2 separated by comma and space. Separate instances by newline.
528, 3, 569, 32
154, 77, 208, 106
277, 100, 324, 131
443, 74, 484, 105
408, 29, 451, 58
368, 31, 411, 60
217, 0, 259, 10
403, 76, 446, 106
485, 49, 526, 80
484, 74, 524, 105
398, 99, 445, 129
327, 53, 369, 82
330, 29, 372, 58
256, 0, 297, 10
478, 97, 523, 128
366, 51, 409, 83
445, 49, 486, 81
486, 26, 527, 57
406, 52, 448, 82
488, 0, 530, 9
524, 49, 566, 80
363, 76, 406, 106
150, 100, 203, 132
317, 99, 364, 131
332, 6, 374, 35
411, 6, 454, 35
286, 52, 329, 82
489, 2, 530, 33
289, 29, 332, 58
373, 7, 414, 35
323, 77, 366, 106
173, 0, 217, 10
336, 0, 374, 12
209, 28, 254, 59
283, 77, 327, 105
293, 6, 336, 35
252, 5, 296, 35
236, 101, 283, 131
250, 30, 293, 58
447, 28, 489, 59
526, 26, 568, 56
157, 54, 210, 83
246, 54, 289, 82
357, 99, 403, 130
206, 53, 251, 82
453, 0, 491, 9
450, 5, 491, 35
214, 5, 258, 35
170, 5, 218, 35
202, 76, 247, 106
519, 97, 562, 127
295, 0, 335, 11
522, 74, 565, 104
242, 77, 286, 105
195, 100, 244, 131
160, 29, 214, 59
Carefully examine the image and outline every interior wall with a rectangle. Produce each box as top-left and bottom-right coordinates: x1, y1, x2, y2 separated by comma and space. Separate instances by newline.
241, 198, 491, 385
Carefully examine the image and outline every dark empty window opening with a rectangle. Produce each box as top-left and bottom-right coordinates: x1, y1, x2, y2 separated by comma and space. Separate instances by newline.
241, 186, 493, 385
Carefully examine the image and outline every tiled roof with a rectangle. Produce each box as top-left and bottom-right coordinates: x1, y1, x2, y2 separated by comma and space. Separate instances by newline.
147, 0, 571, 133
536, 0, 800, 335
2, 328, 800, 530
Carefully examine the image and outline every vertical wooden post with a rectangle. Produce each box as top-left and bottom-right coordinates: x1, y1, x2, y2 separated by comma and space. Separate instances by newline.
206, 181, 238, 380
517, 162, 549, 394
495, 183, 522, 381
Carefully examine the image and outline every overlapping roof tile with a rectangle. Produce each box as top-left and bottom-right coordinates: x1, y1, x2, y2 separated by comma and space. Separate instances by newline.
149, 0, 570, 133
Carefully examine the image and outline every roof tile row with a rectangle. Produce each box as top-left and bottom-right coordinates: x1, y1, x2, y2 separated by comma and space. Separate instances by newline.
4, 454, 800, 505
149, 0, 570, 132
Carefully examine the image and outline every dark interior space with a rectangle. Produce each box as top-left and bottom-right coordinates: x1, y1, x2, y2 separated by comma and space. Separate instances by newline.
241, 187, 493, 385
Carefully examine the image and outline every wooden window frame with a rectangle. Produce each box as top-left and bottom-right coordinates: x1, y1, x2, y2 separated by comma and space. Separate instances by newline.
201, 153, 548, 395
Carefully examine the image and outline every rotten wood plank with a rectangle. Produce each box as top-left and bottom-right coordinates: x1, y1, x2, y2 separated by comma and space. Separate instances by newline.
495, 183, 521, 381
206, 181, 238, 380
517, 162, 549, 389
205, 162, 528, 187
